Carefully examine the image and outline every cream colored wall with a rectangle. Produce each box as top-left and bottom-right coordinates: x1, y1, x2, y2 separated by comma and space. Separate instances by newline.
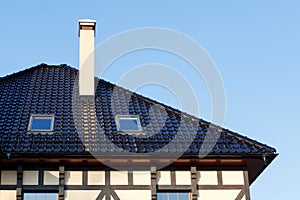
44, 171, 59, 185
23, 170, 38, 185
65, 171, 82, 185
197, 171, 218, 185
198, 190, 241, 200
79, 27, 95, 96
175, 171, 191, 185
1, 171, 17, 185
132, 171, 151, 185
88, 171, 105, 185
65, 190, 100, 200
222, 171, 244, 185
197, 170, 249, 200
157, 171, 171, 185
0, 190, 16, 200
110, 171, 128, 185
115, 190, 151, 200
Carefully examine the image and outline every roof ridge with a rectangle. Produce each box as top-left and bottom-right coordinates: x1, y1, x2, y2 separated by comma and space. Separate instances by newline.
0, 63, 77, 82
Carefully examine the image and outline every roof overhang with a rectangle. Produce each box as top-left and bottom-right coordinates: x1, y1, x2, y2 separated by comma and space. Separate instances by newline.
0, 152, 278, 185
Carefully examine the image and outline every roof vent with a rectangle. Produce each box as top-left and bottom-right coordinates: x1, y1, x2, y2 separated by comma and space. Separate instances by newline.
78, 19, 96, 96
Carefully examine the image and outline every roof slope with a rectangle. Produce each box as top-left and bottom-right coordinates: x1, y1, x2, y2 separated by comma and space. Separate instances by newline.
0, 64, 276, 158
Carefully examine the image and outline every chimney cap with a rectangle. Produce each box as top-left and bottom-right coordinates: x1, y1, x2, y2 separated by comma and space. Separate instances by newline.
79, 19, 96, 26
78, 19, 96, 37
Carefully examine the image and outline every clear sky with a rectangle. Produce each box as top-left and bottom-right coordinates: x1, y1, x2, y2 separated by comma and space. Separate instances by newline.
0, 1, 299, 199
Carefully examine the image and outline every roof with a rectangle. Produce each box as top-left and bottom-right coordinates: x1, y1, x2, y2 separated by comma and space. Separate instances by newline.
0, 64, 276, 158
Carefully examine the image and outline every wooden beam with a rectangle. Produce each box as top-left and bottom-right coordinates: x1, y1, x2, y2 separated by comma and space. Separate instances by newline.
197, 185, 244, 190
171, 170, 176, 186
158, 185, 191, 190
83, 170, 88, 186
128, 171, 133, 185
217, 170, 223, 185
16, 165, 23, 200
243, 171, 251, 200
191, 166, 197, 200
105, 170, 110, 200
110, 190, 121, 200
38, 169, 43, 186
96, 191, 106, 200
235, 190, 245, 200
151, 167, 157, 200
58, 165, 65, 200
65, 185, 150, 190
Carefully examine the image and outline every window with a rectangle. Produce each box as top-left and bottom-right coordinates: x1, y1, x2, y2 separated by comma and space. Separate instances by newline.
115, 115, 142, 132
157, 192, 190, 200
28, 114, 54, 132
24, 193, 57, 200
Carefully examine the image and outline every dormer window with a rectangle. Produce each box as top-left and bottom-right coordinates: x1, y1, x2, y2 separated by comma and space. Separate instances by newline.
28, 114, 54, 132
116, 115, 142, 132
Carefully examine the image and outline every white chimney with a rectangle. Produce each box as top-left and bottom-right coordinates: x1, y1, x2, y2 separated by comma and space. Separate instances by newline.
78, 19, 96, 96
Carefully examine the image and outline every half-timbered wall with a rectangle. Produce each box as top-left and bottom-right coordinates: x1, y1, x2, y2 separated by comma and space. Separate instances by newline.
0, 166, 250, 200
197, 170, 250, 200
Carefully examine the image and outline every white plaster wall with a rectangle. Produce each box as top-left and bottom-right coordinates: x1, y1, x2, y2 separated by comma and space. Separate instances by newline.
44, 171, 59, 185
0, 190, 16, 200
1, 171, 17, 185
65, 171, 82, 185
133, 171, 151, 185
197, 171, 218, 185
115, 190, 151, 200
222, 171, 244, 185
79, 28, 95, 96
65, 190, 100, 200
175, 171, 191, 185
198, 190, 241, 200
157, 171, 171, 185
23, 171, 38, 185
110, 171, 128, 185
88, 171, 105, 185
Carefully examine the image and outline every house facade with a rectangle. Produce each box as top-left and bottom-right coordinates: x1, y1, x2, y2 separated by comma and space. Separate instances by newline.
0, 20, 277, 200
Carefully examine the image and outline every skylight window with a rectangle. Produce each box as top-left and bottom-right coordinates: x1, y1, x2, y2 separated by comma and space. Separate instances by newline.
116, 115, 142, 132
28, 114, 54, 132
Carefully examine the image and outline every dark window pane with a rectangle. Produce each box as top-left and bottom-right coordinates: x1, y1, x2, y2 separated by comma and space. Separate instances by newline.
31, 117, 52, 130
119, 118, 139, 130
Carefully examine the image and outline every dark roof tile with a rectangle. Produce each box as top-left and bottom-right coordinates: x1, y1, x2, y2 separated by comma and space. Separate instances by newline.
0, 64, 276, 157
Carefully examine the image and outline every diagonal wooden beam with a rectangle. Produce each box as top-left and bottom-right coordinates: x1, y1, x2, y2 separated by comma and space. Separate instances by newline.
96, 190, 106, 200
110, 190, 121, 200
235, 190, 245, 200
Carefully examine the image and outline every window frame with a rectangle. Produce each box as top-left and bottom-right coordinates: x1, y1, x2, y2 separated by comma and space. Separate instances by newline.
115, 115, 143, 132
27, 114, 55, 132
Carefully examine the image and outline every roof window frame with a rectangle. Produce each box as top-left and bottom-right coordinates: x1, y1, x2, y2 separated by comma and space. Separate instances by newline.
115, 115, 143, 133
27, 114, 55, 132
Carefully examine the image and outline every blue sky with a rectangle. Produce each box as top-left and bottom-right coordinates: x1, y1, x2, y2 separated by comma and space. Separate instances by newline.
0, 1, 299, 199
